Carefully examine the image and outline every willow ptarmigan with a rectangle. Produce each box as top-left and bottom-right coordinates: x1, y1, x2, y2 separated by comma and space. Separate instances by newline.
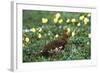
34, 30, 71, 56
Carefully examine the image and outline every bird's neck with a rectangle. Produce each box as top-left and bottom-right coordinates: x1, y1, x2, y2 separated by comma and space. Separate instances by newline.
61, 33, 69, 41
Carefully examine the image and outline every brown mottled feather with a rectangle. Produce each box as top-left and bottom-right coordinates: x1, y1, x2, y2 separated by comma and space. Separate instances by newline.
33, 30, 71, 56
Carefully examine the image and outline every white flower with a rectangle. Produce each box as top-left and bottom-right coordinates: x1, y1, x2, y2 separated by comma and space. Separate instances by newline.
30, 28, 36, 32
38, 33, 42, 38
58, 19, 63, 24
42, 18, 48, 23
87, 42, 90, 45
72, 31, 75, 37
24, 29, 29, 32
25, 37, 29, 42
71, 18, 76, 23
38, 28, 42, 32
79, 15, 84, 20
67, 28, 71, 33
55, 13, 61, 18
55, 34, 59, 38
48, 32, 51, 36
77, 23, 81, 26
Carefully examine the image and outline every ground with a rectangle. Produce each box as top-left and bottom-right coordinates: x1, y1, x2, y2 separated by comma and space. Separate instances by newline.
22, 10, 91, 62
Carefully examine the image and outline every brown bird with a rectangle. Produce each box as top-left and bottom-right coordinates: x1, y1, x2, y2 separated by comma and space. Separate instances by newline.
35, 30, 71, 57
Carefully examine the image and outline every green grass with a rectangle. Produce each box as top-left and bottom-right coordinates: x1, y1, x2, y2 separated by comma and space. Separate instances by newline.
22, 10, 91, 62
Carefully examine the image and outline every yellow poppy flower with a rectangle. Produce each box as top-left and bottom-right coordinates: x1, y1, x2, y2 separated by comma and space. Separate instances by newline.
58, 19, 63, 24
55, 13, 61, 18
53, 18, 58, 23
84, 17, 89, 25
87, 13, 91, 17
79, 15, 84, 20
71, 18, 76, 23
42, 18, 48, 24
77, 23, 81, 26
66, 19, 70, 23
30, 27, 36, 32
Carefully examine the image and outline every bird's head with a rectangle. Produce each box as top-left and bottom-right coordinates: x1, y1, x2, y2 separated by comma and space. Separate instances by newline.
64, 29, 71, 38
61, 29, 71, 41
